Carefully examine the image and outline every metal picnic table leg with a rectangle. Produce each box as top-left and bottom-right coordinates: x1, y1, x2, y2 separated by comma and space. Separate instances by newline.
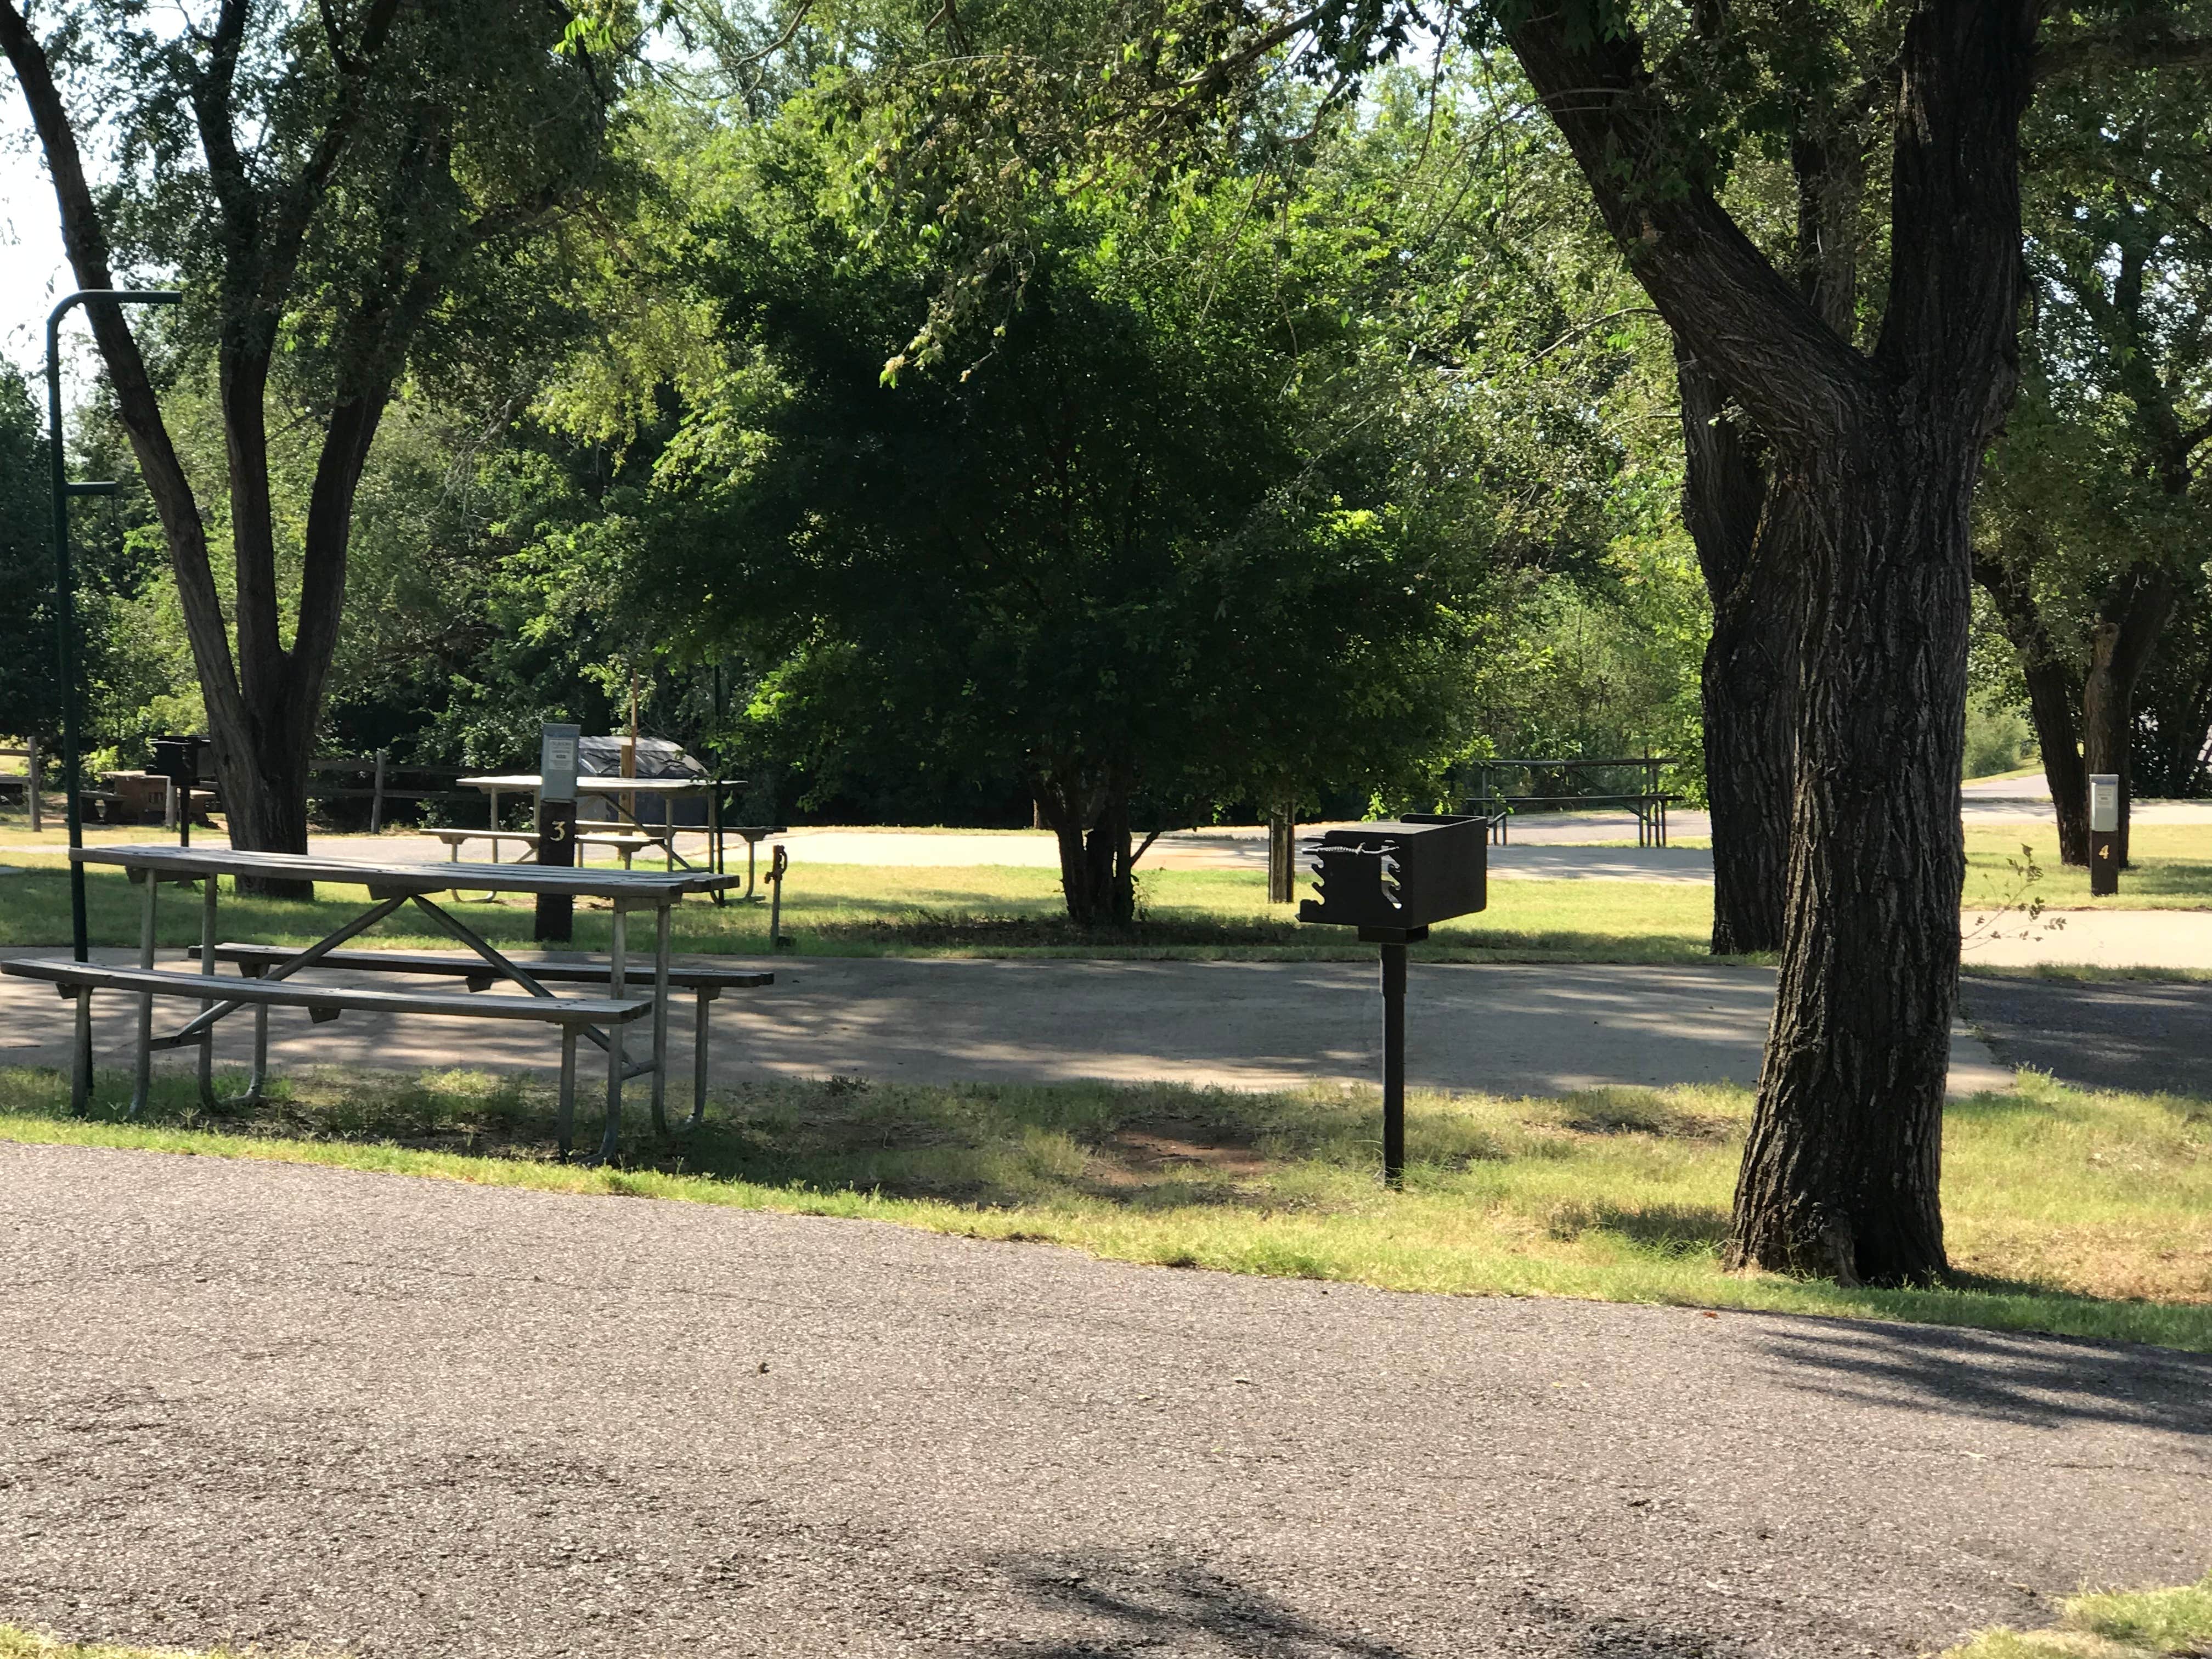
128, 870, 158, 1118
198, 874, 217, 1107
70, 986, 91, 1115
557, 1024, 578, 1156
247, 1004, 268, 1103
690, 990, 711, 1129
599, 900, 628, 1163
649, 900, 673, 1133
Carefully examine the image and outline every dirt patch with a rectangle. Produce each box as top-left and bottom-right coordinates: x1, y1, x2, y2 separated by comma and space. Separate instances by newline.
1560, 1100, 1735, 1141
1094, 1116, 1273, 1181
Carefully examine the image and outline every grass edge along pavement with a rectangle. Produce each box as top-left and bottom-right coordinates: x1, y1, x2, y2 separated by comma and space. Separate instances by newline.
3, 1577, 2208, 1659
1942, 1574, 2212, 1658
2, 1064, 2205, 1352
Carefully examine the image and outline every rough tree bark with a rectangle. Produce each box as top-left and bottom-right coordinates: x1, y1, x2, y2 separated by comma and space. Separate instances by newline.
1508, 0, 2038, 1283
1677, 122, 1863, 958
1678, 354, 1803, 957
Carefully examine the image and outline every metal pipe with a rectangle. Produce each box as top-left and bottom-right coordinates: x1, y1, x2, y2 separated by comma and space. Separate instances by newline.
691, 989, 710, 1129
198, 874, 217, 1107
48, 290, 180, 979
601, 901, 628, 1162
648, 900, 672, 1133
1380, 941, 1407, 1189
129, 870, 158, 1118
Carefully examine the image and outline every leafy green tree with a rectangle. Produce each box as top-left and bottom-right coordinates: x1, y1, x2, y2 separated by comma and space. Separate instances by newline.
0, 0, 633, 888
0, 369, 55, 746
1974, 59, 2212, 861
629, 103, 1512, 922
798, 0, 2212, 1283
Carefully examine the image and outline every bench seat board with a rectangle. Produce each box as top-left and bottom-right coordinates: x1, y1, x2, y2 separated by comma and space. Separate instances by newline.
1, 958, 651, 1023
189, 944, 772, 992
432, 829, 661, 851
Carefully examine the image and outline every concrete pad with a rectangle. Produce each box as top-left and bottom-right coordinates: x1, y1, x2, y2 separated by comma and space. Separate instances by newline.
1963, 908, 2212, 969
0, 951, 2009, 1100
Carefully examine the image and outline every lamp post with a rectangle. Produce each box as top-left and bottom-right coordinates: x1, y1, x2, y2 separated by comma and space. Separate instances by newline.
49, 288, 182, 994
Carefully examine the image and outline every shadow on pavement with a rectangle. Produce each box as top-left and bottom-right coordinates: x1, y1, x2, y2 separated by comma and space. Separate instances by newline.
1753, 1320, 2212, 1436
1961, 974, 2212, 1098
984, 1555, 1739, 1658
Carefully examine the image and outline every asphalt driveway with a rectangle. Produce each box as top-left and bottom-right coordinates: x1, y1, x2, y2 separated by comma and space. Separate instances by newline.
1961, 973, 2212, 1097
1, 1141, 2205, 1657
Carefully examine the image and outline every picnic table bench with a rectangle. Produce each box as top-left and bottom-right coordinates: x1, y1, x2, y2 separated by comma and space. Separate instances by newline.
8, 957, 648, 1153
187, 944, 770, 1125
2, 844, 746, 1160
430, 825, 672, 868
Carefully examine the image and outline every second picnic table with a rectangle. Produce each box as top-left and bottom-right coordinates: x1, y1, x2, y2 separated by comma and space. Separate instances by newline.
11, 845, 753, 1161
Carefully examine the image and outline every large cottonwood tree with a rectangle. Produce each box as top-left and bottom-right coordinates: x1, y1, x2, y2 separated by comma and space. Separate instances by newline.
0, 0, 624, 889
844, 0, 2212, 1282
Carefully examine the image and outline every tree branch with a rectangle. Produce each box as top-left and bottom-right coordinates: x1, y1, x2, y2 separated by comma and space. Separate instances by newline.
0, 0, 240, 725
2039, 24, 2212, 81
1503, 5, 1876, 454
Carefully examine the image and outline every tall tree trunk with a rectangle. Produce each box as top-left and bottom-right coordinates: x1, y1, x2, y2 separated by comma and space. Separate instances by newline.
2082, 570, 2177, 868
1679, 352, 1798, 956
1504, 0, 2038, 1284
1677, 120, 1859, 957
1035, 766, 1136, 927
1727, 425, 1976, 1283
1973, 548, 2089, 862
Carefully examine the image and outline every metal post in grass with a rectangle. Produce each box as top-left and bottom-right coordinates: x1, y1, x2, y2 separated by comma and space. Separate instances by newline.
48, 290, 182, 996
1296, 814, 1488, 1189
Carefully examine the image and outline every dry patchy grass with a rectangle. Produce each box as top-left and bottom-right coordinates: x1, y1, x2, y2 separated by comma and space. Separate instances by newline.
2, 1063, 2205, 1350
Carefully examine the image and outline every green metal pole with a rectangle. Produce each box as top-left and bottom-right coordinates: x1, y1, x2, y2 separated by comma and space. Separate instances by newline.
48, 289, 182, 977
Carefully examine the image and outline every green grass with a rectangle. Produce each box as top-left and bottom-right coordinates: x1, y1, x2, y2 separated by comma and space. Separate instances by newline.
0, 1632, 259, 1659
1945, 1575, 2212, 1658
0, 854, 1721, 963
1965, 825, 2212, 910
5, 1062, 2205, 1350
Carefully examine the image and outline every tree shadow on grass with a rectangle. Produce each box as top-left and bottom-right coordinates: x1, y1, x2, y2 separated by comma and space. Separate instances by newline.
24, 1065, 1397, 1212
1751, 1317, 2212, 1436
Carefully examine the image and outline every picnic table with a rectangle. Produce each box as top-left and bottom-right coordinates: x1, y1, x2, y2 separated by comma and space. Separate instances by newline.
2, 845, 754, 1162
1463, 757, 1679, 848
458, 773, 741, 894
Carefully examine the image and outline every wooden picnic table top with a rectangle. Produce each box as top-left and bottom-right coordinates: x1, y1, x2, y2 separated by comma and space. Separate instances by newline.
457, 773, 720, 794
71, 843, 741, 900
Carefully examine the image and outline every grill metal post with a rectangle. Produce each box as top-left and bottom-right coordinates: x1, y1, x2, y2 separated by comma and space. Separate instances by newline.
1380, 939, 1407, 1188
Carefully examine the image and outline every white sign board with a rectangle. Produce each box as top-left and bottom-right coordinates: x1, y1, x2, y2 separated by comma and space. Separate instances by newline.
539, 723, 582, 803
2088, 774, 2120, 833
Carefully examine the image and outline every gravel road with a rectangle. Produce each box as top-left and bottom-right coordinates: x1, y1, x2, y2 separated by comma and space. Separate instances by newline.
2, 1141, 2207, 1658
